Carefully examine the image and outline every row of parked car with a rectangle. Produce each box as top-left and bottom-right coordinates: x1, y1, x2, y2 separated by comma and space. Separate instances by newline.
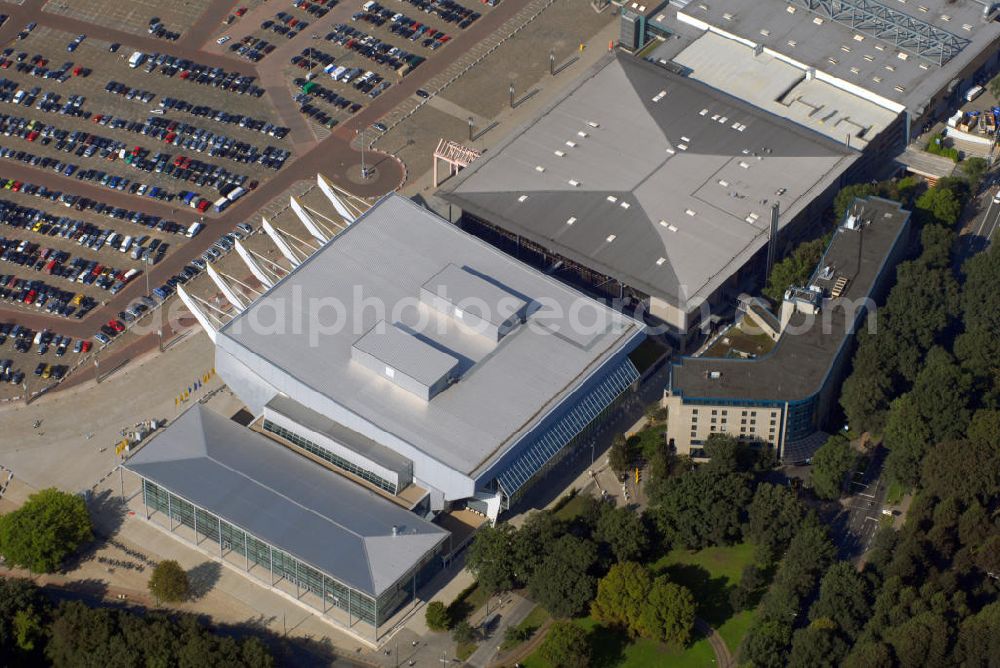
0, 274, 97, 319
398, 0, 481, 26
156, 96, 290, 139
0, 49, 92, 83
0, 78, 88, 118
103, 80, 157, 105
356, 2, 456, 50
226, 35, 277, 63
91, 112, 290, 170
0, 189, 187, 240
325, 24, 426, 75
130, 52, 266, 98
296, 78, 363, 114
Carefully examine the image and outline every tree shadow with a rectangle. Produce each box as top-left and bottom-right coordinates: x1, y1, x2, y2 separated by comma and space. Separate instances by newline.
186, 561, 222, 601
88, 489, 128, 538
588, 623, 628, 668
659, 563, 733, 627
58, 577, 109, 602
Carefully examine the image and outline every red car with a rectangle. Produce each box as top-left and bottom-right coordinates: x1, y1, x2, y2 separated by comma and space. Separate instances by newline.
235, 6, 247, 15
80, 340, 92, 353
109, 319, 125, 333
196, 199, 210, 213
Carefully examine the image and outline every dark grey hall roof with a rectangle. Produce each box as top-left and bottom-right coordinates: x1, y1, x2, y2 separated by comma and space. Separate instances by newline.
670, 197, 910, 402
439, 53, 858, 312
124, 405, 448, 597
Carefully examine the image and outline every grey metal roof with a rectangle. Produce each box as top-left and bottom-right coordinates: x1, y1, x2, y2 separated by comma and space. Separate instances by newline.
422, 263, 527, 328
670, 197, 910, 402
265, 395, 414, 479
675, 0, 1000, 115
669, 32, 901, 150
218, 194, 643, 477
438, 53, 858, 312
353, 321, 460, 389
124, 405, 448, 597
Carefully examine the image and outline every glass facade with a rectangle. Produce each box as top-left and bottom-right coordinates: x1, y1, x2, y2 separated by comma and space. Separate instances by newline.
784, 395, 818, 443
496, 358, 640, 500
140, 478, 446, 627
262, 419, 399, 495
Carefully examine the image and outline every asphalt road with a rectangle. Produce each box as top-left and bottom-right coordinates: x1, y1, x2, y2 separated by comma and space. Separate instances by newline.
834, 448, 889, 562
0, 0, 537, 341
960, 183, 1000, 261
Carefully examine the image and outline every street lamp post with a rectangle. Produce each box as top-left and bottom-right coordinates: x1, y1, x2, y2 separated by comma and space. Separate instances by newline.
509, 83, 514, 108
468, 116, 474, 141
145, 252, 153, 297
549, 51, 555, 75
358, 128, 370, 179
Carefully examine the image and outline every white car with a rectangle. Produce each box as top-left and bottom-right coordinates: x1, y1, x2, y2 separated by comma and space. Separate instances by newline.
217, 35, 230, 45
992, 192, 1000, 205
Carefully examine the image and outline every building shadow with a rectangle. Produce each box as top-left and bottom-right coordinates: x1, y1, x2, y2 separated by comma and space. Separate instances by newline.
186, 560, 222, 601
656, 563, 733, 628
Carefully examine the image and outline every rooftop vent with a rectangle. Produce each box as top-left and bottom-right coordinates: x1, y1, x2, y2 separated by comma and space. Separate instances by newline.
535, 165, 545, 172
606, 234, 617, 242
566, 216, 576, 225
420, 264, 528, 343
606, 195, 618, 203
652, 90, 667, 102
518, 195, 528, 202
554, 150, 565, 157
656, 257, 667, 266
786, 5, 796, 13
565, 140, 576, 148
352, 322, 460, 401
620, 201, 630, 209
708, 371, 722, 379
813, 16, 824, 24
685, 208, 696, 216
568, 179, 580, 187
699, 108, 709, 116
587, 121, 600, 128
577, 131, 588, 138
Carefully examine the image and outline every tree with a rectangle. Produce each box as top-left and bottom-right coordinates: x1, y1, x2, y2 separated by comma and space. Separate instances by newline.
0, 578, 46, 657
0, 488, 92, 573
648, 469, 752, 549
528, 535, 597, 618
808, 562, 871, 640
884, 611, 952, 668
425, 601, 450, 631
512, 511, 567, 583
742, 619, 793, 668
834, 183, 881, 220
148, 560, 189, 603
764, 236, 830, 303
747, 483, 804, 564
637, 578, 695, 646
809, 436, 856, 500
595, 506, 649, 563
590, 561, 651, 635
842, 642, 893, 668
920, 439, 1000, 505
452, 620, 476, 644
539, 621, 590, 668
909, 347, 971, 444
467, 523, 519, 593
961, 157, 989, 189
730, 563, 767, 612
951, 602, 1000, 667
788, 625, 849, 668
13, 607, 44, 653
883, 393, 932, 488
608, 434, 633, 477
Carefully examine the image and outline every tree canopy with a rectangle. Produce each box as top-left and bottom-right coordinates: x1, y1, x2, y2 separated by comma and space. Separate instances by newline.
539, 621, 590, 668
0, 488, 92, 573
148, 560, 189, 603
809, 436, 857, 500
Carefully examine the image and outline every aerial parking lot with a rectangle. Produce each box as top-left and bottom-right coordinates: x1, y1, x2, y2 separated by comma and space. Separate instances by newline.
0, 0, 532, 397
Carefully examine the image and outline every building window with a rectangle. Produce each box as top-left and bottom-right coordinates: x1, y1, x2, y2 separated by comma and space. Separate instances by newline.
711, 417, 717, 423
691, 431, 697, 438
741, 419, 747, 424
712, 410, 717, 415
741, 410, 747, 416
262, 420, 398, 495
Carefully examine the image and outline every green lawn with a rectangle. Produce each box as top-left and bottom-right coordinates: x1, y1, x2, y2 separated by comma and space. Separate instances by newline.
886, 480, 906, 505
501, 605, 551, 651
522, 543, 758, 667
553, 493, 591, 521
523, 617, 716, 668
628, 426, 666, 461
716, 610, 755, 658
